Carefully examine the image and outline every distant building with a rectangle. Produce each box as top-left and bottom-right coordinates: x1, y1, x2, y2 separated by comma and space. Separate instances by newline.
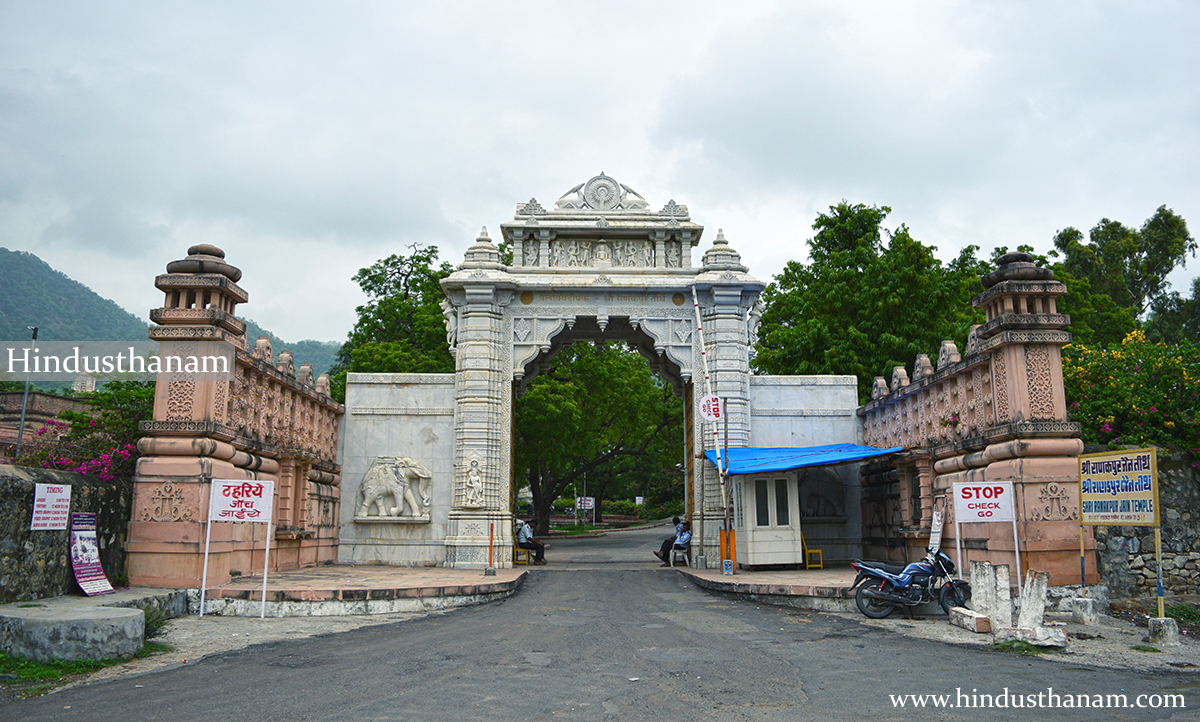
72, 373, 97, 394
0, 391, 94, 459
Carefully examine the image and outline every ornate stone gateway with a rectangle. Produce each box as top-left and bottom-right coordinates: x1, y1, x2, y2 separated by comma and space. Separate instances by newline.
341, 174, 766, 567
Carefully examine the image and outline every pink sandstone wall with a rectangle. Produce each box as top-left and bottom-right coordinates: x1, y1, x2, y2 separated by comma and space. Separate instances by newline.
126, 244, 343, 588
857, 252, 1098, 586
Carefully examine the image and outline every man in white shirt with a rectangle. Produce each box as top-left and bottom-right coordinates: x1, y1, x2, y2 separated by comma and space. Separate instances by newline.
516, 519, 546, 565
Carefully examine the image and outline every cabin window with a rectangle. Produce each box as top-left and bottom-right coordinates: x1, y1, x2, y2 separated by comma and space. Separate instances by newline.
753, 477, 793, 527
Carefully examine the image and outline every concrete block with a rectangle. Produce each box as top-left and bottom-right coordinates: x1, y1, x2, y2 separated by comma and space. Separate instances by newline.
969, 560, 995, 617
993, 564, 1013, 629
1070, 597, 1099, 625
1016, 570, 1050, 628
0, 605, 144, 662
993, 625, 1068, 648
949, 606, 992, 634
1148, 617, 1182, 647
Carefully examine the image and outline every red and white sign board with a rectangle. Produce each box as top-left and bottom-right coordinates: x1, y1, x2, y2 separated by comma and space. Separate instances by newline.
577, 496, 595, 510
201, 479, 275, 619
31, 483, 71, 530
699, 395, 723, 422
210, 480, 274, 522
952, 482, 1015, 523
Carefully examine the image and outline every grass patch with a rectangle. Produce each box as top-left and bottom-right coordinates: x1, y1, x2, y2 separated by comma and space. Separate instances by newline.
551, 525, 605, 536
989, 640, 1053, 655
1131, 644, 1162, 653
0, 640, 174, 699
142, 606, 170, 639
1165, 604, 1200, 624
135, 641, 173, 658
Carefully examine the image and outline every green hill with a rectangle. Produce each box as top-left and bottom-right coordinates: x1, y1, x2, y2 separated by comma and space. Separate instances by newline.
0, 247, 340, 376
0, 247, 150, 342
241, 318, 341, 377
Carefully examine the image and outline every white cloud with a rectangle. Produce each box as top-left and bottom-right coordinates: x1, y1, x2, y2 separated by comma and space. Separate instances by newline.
1, 1, 1196, 341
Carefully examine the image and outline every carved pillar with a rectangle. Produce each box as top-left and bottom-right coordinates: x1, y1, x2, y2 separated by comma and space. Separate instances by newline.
538, 229, 555, 268
442, 229, 516, 567
129, 245, 272, 588
692, 230, 761, 562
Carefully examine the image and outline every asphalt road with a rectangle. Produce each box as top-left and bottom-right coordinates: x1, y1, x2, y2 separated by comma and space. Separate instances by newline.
5, 527, 1198, 721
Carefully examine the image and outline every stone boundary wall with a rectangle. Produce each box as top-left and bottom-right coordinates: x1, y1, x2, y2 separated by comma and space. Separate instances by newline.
0, 465, 131, 602
1092, 447, 1199, 598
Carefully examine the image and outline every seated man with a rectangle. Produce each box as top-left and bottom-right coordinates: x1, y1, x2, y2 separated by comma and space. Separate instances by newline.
654, 521, 691, 565
515, 519, 546, 565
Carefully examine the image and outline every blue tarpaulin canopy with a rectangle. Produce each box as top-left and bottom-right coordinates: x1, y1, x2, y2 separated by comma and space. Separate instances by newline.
703, 443, 903, 475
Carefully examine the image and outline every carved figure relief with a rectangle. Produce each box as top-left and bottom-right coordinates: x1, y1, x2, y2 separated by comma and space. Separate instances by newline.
522, 239, 538, 266
441, 300, 458, 348
464, 459, 485, 507
746, 301, 763, 356
142, 482, 193, 523
356, 456, 433, 520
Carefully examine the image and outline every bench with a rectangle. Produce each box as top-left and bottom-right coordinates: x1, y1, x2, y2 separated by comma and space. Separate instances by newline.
669, 543, 691, 568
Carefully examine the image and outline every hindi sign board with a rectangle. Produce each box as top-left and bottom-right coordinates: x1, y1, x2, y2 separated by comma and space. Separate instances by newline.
952, 482, 1015, 523
699, 395, 723, 422
70, 512, 114, 595
201, 479, 276, 619
31, 483, 71, 530
209, 479, 275, 523
1079, 447, 1158, 526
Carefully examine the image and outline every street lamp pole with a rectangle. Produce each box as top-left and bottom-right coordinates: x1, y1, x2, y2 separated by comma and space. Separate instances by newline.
15, 326, 38, 458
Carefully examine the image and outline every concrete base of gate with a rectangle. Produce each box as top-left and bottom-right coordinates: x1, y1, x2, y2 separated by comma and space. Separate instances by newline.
194, 564, 526, 617
677, 566, 861, 612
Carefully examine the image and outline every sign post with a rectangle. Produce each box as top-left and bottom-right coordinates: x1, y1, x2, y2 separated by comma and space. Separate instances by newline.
201, 479, 275, 619
952, 481, 1018, 594
1079, 448, 1159, 614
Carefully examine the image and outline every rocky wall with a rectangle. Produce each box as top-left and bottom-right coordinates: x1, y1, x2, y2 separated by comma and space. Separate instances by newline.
1092, 448, 1199, 598
0, 465, 131, 602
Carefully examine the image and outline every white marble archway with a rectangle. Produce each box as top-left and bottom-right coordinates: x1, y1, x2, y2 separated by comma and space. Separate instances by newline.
438, 174, 765, 567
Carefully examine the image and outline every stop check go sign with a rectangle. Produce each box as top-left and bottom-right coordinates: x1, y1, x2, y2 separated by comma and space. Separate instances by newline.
952, 481, 1015, 522
699, 395, 723, 422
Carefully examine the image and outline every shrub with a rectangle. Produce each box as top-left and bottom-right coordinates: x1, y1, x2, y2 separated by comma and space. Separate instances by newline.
1063, 330, 1199, 466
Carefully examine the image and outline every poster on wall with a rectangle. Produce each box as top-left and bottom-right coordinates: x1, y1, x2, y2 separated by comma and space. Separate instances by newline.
30, 483, 71, 530
70, 512, 114, 596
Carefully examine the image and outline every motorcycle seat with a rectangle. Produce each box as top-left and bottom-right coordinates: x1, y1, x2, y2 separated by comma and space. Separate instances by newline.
855, 560, 907, 575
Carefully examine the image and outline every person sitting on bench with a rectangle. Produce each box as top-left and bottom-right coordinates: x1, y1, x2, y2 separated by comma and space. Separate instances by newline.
516, 518, 546, 565
654, 521, 690, 565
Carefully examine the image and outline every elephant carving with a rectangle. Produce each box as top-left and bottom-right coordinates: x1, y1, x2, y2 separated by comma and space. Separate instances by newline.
357, 456, 433, 518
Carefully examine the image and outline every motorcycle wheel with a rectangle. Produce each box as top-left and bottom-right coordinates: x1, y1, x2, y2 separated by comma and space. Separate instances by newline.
939, 581, 971, 615
855, 579, 897, 619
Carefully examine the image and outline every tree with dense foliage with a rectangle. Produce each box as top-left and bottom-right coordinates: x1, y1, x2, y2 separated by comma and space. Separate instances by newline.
328, 244, 456, 401
1145, 277, 1200, 346
753, 202, 989, 404
1062, 330, 1199, 465
515, 342, 683, 534
1051, 206, 1195, 346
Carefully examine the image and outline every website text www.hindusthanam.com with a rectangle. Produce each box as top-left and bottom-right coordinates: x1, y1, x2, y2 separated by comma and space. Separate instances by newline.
890, 688, 1185, 710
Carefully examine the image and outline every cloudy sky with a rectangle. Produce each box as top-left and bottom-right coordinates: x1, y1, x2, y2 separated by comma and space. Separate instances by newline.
2, 1, 1197, 343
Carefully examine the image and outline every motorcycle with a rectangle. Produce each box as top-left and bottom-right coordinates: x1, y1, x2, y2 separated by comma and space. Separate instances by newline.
850, 548, 971, 618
